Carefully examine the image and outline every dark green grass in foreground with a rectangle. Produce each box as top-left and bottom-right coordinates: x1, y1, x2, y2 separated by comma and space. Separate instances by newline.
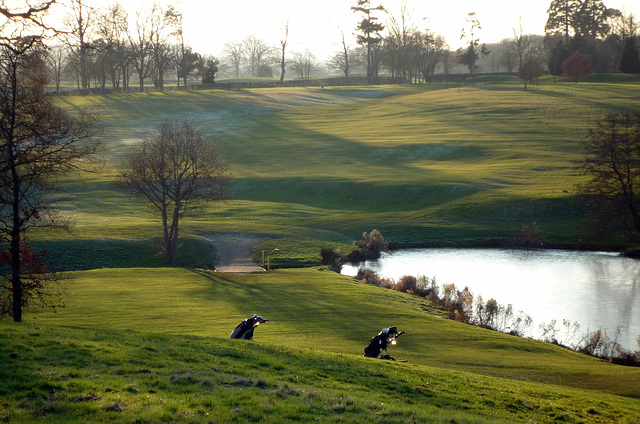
41, 77, 640, 269
9, 267, 639, 423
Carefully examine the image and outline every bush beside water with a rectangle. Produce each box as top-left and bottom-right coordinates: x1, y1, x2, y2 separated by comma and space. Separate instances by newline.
353, 267, 640, 366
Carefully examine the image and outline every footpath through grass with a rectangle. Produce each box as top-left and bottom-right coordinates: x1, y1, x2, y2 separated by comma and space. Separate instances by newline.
40, 76, 640, 269
2, 267, 637, 422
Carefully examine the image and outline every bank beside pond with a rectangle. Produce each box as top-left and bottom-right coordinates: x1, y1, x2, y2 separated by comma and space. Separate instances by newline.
341, 248, 640, 353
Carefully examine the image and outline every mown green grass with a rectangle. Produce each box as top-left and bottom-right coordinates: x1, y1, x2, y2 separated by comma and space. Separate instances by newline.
3, 267, 639, 423
40, 76, 640, 268
5, 76, 636, 423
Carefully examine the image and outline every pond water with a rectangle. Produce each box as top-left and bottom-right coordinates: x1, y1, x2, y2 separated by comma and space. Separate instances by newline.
341, 248, 640, 351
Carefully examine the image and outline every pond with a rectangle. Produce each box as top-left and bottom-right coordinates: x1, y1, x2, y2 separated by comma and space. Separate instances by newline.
341, 248, 640, 351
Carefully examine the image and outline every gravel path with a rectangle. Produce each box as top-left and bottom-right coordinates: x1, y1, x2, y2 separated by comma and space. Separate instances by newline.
203, 232, 267, 273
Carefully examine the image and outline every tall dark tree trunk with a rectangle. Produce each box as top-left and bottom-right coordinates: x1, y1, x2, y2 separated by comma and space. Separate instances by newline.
10, 228, 22, 322
10, 168, 23, 322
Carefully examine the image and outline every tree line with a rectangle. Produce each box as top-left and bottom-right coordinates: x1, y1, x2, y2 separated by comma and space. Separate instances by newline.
26, 0, 640, 93
43, 0, 215, 93
348, 0, 638, 85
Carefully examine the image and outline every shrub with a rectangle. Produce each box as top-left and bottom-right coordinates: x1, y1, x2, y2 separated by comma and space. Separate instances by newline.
346, 229, 389, 262
394, 275, 417, 294
355, 268, 393, 288
580, 329, 614, 358
510, 222, 546, 248
442, 284, 473, 323
320, 247, 344, 269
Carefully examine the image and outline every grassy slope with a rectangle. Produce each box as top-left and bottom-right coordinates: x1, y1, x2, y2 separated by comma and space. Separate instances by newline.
36, 76, 639, 269
1, 267, 637, 423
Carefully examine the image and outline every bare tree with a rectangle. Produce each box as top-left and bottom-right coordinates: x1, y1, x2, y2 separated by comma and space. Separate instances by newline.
417, 30, 447, 82
509, 18, 536, 71
290, 49, 317, 79
328, 29, 356, 78
62, 0, 96, 90
0, 41, 101, 321
0, 1, 58, 47
43, 43, 66, 92
96, 3, 129, 92
117, 120, 230, 267
128, 8, 154, 91
278, 20, 289, 82
223, 40, 243, 78
164, 6, 192, 88
577, 112, 640, 246
385, 2, 417, 82
241, 35, 275, 78
148, 4, 174, 91
499, 38, 517, 72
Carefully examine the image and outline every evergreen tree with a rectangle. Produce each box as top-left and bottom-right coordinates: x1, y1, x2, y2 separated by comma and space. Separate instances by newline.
620, 37, 640, 74
352, 0, 386, 83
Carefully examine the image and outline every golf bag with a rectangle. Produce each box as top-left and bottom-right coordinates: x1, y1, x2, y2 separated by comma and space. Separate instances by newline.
229, 314, 269, 340
364, 326, 404, 360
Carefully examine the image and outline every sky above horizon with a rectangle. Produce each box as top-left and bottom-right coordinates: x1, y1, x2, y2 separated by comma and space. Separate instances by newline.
173, 0, 637, 60
35, 0, 636, 61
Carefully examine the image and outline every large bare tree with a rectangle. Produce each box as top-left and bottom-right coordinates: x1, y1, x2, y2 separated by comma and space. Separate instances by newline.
290, 49, 317, 79
148, 4, 174, 91
118, 120, 230, 267
278, 20, 289, 82
0, 1, 57, 46
0, 40, 101, 321
128, 8, 153, 92
222, 40, 243, 78
327, 29, 355, 79
241, 35, 275, 78
385, 2, 417, 82
577, 112, 640, 246
62, 0, 96, 90
97, 3, 130, 92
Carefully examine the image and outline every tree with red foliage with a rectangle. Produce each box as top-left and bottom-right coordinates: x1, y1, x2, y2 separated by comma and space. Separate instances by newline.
561, 50, 590, 82
518, 55, 546, 90
0, 237, 64, 318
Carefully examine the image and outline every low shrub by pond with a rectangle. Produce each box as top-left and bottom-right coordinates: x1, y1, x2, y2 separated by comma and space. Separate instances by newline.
353, 267, 640, 367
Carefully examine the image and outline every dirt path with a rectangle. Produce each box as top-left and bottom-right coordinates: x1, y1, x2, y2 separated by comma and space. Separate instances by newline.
203, 232, 267, 273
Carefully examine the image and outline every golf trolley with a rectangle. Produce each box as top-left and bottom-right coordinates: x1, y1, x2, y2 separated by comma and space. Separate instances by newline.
229, 314, 269, 340
364, 326, 405, 360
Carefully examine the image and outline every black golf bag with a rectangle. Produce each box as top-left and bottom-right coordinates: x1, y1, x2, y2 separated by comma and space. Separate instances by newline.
229, 314, 268, 340
364, 326, 404, 360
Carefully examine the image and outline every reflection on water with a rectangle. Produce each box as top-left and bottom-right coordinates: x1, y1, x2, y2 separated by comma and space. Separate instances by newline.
341, 248, 640, 350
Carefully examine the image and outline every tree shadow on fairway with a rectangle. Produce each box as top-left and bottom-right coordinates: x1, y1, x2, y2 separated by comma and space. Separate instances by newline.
184, 268, 416, 356
29, 239, 165, 271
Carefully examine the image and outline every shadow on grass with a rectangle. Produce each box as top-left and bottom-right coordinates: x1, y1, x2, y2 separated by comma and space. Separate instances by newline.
28, 237, 217, 272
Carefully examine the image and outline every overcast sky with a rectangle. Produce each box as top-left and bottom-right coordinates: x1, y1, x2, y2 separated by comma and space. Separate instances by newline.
170, 0, 636, 60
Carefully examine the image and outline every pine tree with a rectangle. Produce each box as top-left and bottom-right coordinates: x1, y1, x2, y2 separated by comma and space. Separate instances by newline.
620, 38, 640, 74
